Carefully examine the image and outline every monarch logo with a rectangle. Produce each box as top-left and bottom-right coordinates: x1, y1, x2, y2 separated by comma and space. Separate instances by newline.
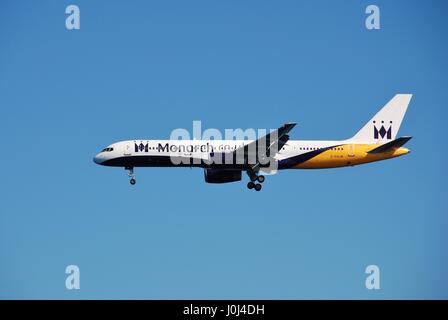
135, 142, 149, 152
373, 121, 392, 139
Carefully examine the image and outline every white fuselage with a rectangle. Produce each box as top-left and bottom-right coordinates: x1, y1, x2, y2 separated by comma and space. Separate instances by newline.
93, 139, 345, 169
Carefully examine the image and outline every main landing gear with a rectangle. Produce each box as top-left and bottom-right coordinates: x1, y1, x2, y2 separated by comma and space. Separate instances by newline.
246, 171, 265, 191
126, 167, 136, 185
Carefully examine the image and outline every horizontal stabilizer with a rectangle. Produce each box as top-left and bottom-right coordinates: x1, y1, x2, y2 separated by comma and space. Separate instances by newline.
367, 136, 412, 154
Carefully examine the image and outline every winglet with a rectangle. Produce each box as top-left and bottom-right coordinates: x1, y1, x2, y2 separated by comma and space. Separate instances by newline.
281, 122, 297, 134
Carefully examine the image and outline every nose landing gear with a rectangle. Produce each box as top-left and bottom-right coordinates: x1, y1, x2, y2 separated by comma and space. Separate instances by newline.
126, 167, 136, 185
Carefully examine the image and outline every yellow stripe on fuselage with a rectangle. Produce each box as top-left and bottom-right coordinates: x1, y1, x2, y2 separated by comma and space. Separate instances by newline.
295, 144, 410, 169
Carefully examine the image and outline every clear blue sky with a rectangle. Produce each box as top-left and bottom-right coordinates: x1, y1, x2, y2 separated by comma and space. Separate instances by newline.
1, 0, 447, 299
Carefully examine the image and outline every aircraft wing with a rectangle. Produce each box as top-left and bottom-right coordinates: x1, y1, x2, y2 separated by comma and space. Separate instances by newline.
233, 122, 297, 170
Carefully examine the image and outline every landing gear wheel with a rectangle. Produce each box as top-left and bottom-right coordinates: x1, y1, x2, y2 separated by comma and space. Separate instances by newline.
246, 170, 265, 190
130, 178, 136, 185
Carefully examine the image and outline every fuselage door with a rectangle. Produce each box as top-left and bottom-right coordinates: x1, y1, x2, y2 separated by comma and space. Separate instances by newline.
348, 144, 355, 157
124, 143, 132, 156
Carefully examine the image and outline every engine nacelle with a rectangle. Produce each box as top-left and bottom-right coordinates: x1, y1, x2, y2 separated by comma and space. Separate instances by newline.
204, 169, 242, 184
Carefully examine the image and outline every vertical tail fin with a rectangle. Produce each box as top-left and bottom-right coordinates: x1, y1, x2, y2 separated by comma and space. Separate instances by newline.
350, 94, 412, 143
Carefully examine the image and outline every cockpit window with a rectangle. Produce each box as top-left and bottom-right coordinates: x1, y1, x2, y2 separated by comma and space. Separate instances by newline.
101, 147, 114, 152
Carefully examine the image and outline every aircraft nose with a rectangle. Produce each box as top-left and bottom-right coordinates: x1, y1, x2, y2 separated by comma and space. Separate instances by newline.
93, 153, 103, 164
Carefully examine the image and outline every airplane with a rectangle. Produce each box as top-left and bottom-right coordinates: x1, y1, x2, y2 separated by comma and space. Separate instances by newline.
93, 94, 412, 191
